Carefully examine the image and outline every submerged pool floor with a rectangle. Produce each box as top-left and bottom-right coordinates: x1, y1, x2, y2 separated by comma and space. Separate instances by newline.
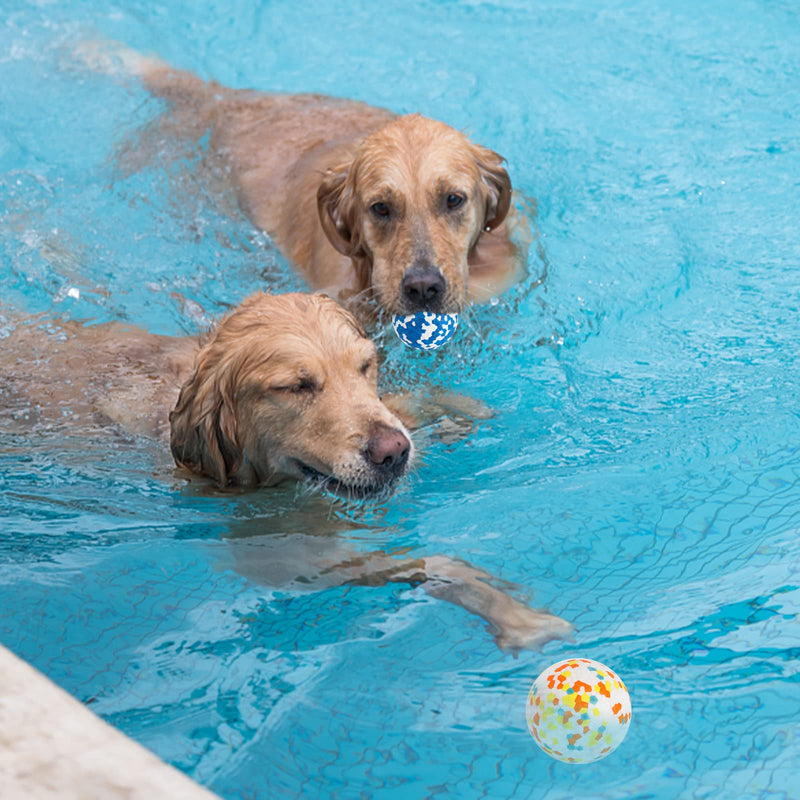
1, 1, 799, 798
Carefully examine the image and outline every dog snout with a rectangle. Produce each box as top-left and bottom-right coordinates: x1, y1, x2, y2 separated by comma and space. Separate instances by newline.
366, 425, 410, 476
401, 266, 446, 312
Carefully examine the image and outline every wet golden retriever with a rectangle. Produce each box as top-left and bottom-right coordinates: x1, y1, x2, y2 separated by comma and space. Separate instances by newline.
79, 43, 527, 318
0, 292, 570, 651
1, 293, 411, 495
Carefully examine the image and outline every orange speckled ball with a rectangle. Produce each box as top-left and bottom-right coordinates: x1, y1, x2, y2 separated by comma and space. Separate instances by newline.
526, 658, 632, 764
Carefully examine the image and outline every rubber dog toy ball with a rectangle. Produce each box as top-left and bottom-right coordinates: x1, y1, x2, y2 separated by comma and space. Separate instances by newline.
526, 658, 631, 764
392, 312, 459, 350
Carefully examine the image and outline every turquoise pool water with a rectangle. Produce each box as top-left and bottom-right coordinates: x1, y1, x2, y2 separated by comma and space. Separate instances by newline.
1, 1, 799, 797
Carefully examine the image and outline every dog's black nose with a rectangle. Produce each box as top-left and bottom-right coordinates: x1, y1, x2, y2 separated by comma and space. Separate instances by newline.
402, 266, 445, 311
366, 426, 410, 475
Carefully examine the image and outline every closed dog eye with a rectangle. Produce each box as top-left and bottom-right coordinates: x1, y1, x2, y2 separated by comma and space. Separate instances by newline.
360, 356, 376, 375
269, 377, 318, 394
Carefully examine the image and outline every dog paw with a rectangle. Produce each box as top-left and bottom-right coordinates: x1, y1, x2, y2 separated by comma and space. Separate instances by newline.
72, 40, 164, 79
383, 390, 493, 441
490, 606, 574, 655
427, 390, 494, 421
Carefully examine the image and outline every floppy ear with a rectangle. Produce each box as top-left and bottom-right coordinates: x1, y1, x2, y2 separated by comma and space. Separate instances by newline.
317, 163, 361, 256
169, 352, 242, 487
474, 146, 512, 231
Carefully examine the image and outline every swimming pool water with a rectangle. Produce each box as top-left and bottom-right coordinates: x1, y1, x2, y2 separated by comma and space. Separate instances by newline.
1, 1, 799, 798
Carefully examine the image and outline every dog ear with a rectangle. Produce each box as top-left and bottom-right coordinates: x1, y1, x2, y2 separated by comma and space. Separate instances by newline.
169, 353, 242, 487
317, 163, 361, 256
474, 145, 512, 231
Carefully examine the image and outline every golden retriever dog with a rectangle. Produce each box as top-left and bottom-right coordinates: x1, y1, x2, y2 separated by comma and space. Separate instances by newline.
1, 292, 411, 495
168, 293, 414, 493
0, 292, 570, 651
78, 43, 528, 318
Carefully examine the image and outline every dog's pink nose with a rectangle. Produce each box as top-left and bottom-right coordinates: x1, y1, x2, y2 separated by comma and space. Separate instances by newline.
367, 427, 410, 473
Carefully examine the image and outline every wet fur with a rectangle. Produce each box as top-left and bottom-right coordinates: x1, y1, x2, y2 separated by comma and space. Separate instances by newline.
0, 293, 570, 652
0, 293, 412, 492
168, 292, 410, 491
79, 43, 524, 316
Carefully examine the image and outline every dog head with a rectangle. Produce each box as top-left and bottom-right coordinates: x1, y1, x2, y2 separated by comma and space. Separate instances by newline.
317, 114, 511, 315
170, 292, 412, 495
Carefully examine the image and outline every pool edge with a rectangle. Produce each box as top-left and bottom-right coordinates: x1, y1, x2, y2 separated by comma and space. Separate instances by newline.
0, 643, 220, 800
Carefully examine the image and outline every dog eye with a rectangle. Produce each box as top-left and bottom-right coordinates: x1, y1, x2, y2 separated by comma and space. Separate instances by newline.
271, 377, 317, 394
370, 201, 390, 218
360, 358, 375, 375
446, 193, 465, 210
292, 377, 317, 393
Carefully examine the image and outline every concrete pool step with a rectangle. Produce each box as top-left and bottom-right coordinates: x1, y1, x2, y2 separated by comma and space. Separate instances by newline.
0, 644, 220, 800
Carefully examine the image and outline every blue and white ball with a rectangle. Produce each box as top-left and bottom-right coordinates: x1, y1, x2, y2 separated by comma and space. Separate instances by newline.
392, 312, 459, 350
